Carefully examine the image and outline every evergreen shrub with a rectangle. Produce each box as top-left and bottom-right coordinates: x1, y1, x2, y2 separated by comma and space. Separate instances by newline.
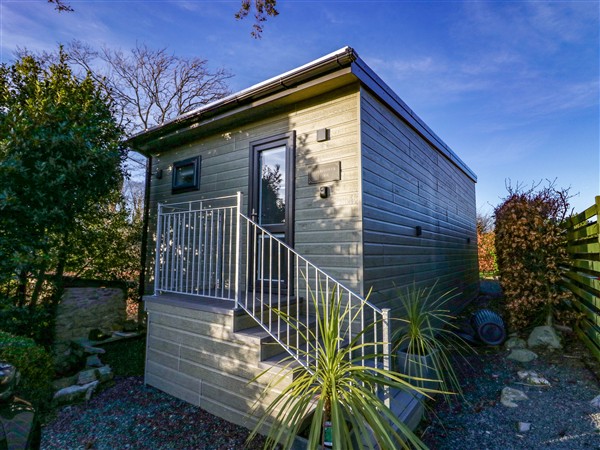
0, 330, 54, 407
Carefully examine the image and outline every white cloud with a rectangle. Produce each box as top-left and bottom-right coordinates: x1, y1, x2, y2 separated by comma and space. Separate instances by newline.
461, 0, 598, 54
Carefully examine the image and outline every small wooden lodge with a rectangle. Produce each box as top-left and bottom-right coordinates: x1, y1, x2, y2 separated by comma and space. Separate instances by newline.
127, 46, 478, 432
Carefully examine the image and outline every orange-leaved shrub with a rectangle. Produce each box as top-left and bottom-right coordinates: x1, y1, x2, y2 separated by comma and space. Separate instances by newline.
494, 184, 573, 329
477, 228, 497, 276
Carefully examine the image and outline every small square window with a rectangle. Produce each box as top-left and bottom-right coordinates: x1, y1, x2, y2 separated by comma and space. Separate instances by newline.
172, 156, 200, 193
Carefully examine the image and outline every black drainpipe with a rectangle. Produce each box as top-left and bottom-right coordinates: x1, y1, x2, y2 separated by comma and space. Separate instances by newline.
137, 153, 152, 326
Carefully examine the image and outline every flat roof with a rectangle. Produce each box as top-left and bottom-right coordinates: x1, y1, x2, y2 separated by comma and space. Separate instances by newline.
127, 46, 476, 182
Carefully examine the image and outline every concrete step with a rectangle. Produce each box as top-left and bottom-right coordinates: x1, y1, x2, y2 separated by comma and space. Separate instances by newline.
234, 294, 304, 331
235, 312, 318, 361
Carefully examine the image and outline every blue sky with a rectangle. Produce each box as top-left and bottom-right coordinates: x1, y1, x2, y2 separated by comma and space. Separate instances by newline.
1, 0, 598, 216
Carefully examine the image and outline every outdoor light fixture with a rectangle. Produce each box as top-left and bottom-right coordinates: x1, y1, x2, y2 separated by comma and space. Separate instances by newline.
155, 168, 163, 179
416, 226, 422, 237
316, 128, 330, 142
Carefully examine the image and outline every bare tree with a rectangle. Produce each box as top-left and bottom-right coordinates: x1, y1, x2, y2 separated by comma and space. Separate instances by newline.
67, 41, 232, 135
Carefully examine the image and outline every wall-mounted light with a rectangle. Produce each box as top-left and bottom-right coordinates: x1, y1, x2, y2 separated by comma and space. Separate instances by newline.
316, 128, 330, 142
467, 237, 471, 244
319, 186, 330, 199
155, 168, 163, 179
416, 226, 422, 237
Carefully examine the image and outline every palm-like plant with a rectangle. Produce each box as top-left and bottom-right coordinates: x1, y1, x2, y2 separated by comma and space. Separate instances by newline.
247, 286, 430, 450
394, 282, 471, 402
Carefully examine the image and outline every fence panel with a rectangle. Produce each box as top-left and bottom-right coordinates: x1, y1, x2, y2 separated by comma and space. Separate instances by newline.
563, 196, 600, 362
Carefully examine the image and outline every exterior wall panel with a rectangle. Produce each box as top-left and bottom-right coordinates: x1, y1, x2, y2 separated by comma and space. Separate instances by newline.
144, 84, 363, 294
144, 299, 287, 432
360, 87, 478, 316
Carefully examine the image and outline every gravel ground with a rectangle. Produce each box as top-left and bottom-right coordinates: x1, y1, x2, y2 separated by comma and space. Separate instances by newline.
420, 336, 600, 450
41, 280, 600, 449
41, 376, 267, 450
41, 337, 600, 450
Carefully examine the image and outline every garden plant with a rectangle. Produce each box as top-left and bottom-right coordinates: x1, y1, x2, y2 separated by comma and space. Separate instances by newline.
0, 331, 54, 408
494, 182, 576, 329
393, 282, 470, 403
248, 287, 431, 450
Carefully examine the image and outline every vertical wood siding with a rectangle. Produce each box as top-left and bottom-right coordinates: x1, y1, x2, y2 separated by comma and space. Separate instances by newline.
360, 87, 478, 313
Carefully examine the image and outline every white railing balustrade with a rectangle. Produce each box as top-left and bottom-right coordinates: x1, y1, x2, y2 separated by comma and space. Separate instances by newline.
153, 193, 391, 402
154, 194, 242, 301
239, 214, 391, 387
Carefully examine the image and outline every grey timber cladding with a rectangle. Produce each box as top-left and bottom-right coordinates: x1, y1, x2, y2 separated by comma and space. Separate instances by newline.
144, 84, 363, 294
144, 299, 291, 432
359, 87, 478, 313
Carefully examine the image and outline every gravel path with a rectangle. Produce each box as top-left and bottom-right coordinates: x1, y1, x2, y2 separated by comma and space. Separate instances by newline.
42, 337, 600, 449
41, 289, 600, 450
41, 376, 266, 450
421, 336, 600, 449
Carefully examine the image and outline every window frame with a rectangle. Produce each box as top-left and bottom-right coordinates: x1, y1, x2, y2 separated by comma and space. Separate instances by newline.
171, 156, 201, 194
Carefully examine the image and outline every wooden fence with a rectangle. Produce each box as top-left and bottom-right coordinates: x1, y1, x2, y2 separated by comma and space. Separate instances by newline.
562, 196, 600, 361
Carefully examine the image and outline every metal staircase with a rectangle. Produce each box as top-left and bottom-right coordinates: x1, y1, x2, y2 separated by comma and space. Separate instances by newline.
154, 193, 392, 381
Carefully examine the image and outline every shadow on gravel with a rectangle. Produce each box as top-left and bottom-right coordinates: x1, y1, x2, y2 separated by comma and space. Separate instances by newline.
41, 376, 267, 450
420, 282, 600, 450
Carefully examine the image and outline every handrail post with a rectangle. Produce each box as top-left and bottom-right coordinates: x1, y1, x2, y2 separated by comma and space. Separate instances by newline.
234, 191, 242, 309
154, 203, 163, 296
382, 308, 392, 409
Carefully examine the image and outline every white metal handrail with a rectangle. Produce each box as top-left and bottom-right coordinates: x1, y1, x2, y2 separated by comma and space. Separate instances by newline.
154, 194, 242, 301
239, 213, 391, 382
153, 193, 391, 403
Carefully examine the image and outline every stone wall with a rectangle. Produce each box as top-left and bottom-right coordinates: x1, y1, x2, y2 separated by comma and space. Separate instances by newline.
54, 284, 126, 355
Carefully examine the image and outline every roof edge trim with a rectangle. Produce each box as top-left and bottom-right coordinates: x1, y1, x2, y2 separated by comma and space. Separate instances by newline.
126, 46, 357, 150
350, 56, 477, 182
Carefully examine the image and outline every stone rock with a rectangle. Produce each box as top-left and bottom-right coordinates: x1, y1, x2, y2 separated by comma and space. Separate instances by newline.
53, 285, 125, 364
83, 345, 106, 355
501, 387, 529, 407
517, 422, 531, 432
96, 365, 113, 383
527, 326, 562, 349
505, 337, 527, 350
591, 394, 600, 409
507, 348, 538, 363
77, 369, 98, 385
77, 365, 113, 385
517, 370, 551, 386
52, 375, 77, 391
53, 343, 87, 377
53, 381, 99, 406
86, 355, 103, 368
88, 328, 111, 341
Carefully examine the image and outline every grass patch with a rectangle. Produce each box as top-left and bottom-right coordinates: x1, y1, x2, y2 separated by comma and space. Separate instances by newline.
98, 336, 146, 377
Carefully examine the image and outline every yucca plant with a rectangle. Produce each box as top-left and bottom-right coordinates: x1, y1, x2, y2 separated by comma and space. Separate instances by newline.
394, 282, 471, 403
247, 286, 432, 450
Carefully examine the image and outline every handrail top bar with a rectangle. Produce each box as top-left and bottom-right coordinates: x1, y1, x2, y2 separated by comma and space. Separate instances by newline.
158, 194, 241, 209
160, 205, 237, 215
240, 213, 383, 315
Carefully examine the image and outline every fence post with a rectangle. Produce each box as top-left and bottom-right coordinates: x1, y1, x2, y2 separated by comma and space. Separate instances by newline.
596, 196, 600, 245
382, 308, 392, 409
154, 203, 163, 296
234, 192, 242, 309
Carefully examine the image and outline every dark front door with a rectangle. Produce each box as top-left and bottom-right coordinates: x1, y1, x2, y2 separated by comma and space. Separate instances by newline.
249, 132, 295, 290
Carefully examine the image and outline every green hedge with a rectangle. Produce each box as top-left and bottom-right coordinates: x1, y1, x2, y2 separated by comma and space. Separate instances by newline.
0, 303, 54, 348
0, 330, 54, 407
